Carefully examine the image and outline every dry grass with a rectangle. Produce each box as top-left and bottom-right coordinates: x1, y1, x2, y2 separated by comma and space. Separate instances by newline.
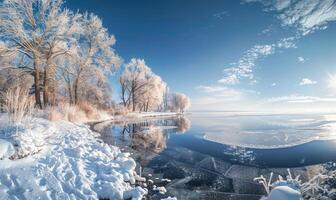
46, 101, 109, 123
47, 107, 64, 122
111, 105, 129, 116
78, 101, 100, 120
61, 103, 87, 123
1, 87, 34, 124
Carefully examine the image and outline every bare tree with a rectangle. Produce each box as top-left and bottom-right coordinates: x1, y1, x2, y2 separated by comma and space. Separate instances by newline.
0, 0, 75, 108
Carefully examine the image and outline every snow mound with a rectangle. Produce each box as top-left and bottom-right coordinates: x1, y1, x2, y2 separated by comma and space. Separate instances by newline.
267, 186, 301, 200
0, 117, 57, 159
0, 139, 15, 159
161, 197, 177, 200
0, 119, 145, 200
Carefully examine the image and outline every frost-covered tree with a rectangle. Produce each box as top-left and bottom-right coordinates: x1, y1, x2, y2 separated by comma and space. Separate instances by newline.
120, 58, 166, 112
169, 92, 190, 113
59, 12, 120, 105
0, 0, 76, 108
138, 75, 167, 112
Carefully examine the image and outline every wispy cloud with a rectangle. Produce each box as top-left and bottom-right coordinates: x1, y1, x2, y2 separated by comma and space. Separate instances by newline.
244, 0, 336, 35
213, 11, 229, 19
271, 83, 276, 87
327, 73, 336, 94
299, 78, 317, 86
298, 56, 305, 63
265, 95, 336, 104
260, 24, 273, 35
196, 85, 242, 100
218, 37, 296, 85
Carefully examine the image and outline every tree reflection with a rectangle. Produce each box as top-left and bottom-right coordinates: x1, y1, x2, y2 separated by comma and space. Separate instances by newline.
126, 124, 166, 153
119, 116, 191, 153
175, 117, 191, 133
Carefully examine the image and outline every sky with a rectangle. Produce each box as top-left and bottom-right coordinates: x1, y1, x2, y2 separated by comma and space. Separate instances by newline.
66, 0, 336, 113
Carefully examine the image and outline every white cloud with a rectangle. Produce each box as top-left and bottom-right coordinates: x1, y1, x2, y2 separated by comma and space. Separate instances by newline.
265, 95, 336, 104
297, 56, 305, 63
244, 0, 336, 35
299, 78, 317, 86
218, 74, 239, 85
218, 37, 296, 85
271, 83, 276, 87
327, 73, 336, 94
196, 85, 242, 100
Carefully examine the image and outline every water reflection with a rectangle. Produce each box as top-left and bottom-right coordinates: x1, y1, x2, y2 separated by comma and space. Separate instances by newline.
175, 117, 191, 133
97, 116, 191, 152
128, 125, 167, 153
95, 113, 336, 169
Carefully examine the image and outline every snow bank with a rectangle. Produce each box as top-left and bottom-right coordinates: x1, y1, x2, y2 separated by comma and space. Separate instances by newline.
266, 186, 301, 200
0, 117, 57, 159
0, 139, 15, 159
161, 197, 177, 200
0, 118, 145, 200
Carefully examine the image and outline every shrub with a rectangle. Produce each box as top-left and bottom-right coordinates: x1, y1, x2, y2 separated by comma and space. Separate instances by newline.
1, 87, 34, 124
47, 108, 64, 122
111, 105, 129, 116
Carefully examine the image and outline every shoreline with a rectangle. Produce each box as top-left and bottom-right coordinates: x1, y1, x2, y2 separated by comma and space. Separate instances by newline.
88, 112, 185, 125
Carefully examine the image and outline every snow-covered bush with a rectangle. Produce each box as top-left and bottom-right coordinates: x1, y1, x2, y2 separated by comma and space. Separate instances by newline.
254, 169, 302, 199
300, 163, 336, 200
1, 87, 34, 124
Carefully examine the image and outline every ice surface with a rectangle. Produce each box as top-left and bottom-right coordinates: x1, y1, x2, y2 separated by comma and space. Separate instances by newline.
190, 113, 336, 149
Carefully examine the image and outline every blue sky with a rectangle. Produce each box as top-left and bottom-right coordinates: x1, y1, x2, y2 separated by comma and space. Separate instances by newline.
66, 0, 336, 113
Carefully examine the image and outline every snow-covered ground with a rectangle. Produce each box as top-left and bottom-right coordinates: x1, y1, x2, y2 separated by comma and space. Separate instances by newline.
90, 112, 182, 125
0, 116, 148, 200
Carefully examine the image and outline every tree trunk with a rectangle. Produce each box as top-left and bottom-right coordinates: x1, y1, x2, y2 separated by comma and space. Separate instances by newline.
74, 77, 79, 104
34, 57, 42, 109
43, 65, 49, 107
67, 81, 73, 104
132, 82, 136, 112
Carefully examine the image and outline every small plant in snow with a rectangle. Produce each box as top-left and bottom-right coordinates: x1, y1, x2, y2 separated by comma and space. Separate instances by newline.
272, 169, 301, 191
254, 172, 273, 194
254, 169, 301, 195
301, 173, 329, 197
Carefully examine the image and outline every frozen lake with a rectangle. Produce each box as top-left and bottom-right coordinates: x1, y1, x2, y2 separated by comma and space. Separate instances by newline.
93, 112, 336, 199
97, 112, 336, 168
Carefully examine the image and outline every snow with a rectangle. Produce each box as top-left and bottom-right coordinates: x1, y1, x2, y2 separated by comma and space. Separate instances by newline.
123, 186, 148, 200
153, 185, 167, 194
266, 186, 301, 200
0, 117, 146, 200
161, 197, 177, 200
0, 139, 15, 159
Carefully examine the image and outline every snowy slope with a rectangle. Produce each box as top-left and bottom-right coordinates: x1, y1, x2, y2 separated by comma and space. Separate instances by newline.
0, 118, 146, 200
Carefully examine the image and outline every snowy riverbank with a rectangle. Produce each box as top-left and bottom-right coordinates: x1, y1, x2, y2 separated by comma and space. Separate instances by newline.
0, 116, 148, 200
89, 111, 183, 124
